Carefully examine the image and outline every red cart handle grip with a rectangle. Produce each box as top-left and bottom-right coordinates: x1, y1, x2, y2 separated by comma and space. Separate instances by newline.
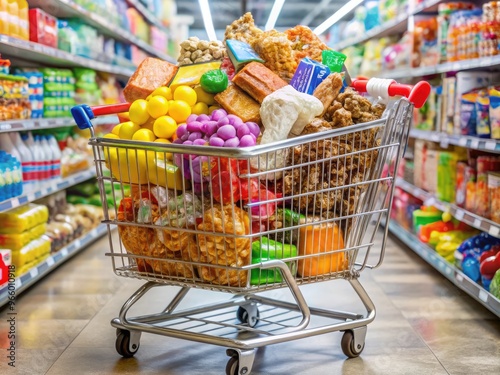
92, 102, 131, 116
351, 79, 431, 109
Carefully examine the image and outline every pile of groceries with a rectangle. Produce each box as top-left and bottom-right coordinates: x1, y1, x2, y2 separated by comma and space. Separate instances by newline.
98, 13, 393, 288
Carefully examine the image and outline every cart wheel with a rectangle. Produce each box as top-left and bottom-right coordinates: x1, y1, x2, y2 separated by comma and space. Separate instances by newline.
115, 329, 139, 358
341, 330, 364, 358
237, 305, 260, 328
225, 355, 239, 375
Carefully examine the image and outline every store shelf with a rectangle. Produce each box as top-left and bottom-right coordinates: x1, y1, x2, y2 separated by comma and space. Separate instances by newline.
388, 220, 500, 317
409, 129, 500, 153
334, 0, 442, 50
0, 168, 96, 213
126, 0, 168, 30
0, 115, 119, 133
395, 177, 500, 238
29, 0, 174, 62
0, 35, 134, 79
0, 224, 108, 308
379, 54, 500, 79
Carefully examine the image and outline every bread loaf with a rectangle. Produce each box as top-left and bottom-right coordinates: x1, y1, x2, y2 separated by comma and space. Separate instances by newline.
214, 84, 261, 123
232, 62, 288, 103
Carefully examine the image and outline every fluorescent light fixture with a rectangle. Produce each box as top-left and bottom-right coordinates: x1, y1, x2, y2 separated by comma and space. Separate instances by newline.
313, 0, 363, 36
265, 0, 286, 31
198, 0, 217, 41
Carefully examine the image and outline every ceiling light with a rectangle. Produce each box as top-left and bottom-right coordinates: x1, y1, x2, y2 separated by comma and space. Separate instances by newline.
198, 0, 217, 41
313, 0, 363, 36
265, 0, 286, 31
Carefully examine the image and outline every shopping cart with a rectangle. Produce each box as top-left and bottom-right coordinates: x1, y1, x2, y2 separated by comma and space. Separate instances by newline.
72, 78, 430, 375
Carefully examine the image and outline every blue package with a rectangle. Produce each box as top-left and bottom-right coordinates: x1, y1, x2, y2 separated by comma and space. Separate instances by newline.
460, 90, 478, 136
290, 58, 330, 95
225, 39, 264, 71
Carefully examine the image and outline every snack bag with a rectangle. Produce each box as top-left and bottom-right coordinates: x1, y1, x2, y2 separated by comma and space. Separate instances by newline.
489, 86, 500, 139
460, 90, 479, 135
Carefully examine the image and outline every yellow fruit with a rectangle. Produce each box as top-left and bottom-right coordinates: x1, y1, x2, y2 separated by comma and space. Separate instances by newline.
132, 128, 156, 142
192, 102, 209, 115
152, 86, 173, 100
118, 121, 141, 140
154, 138, 173, 160
146, 151, 184, 190
208, 105, 221, 114
111, 124, 122, 136
147, 95, 169, 118
153, 116, 177, 139
108, 148, 148, 184
104, 133, 119, 139
129, 99, 150, 125
174, 86, 197, 107
194, 86, 215, 105
168, 100, 191, 123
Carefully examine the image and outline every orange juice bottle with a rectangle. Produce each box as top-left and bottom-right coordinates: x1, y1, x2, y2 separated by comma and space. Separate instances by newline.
17, 0, 28, 40
6, 0, 19, 38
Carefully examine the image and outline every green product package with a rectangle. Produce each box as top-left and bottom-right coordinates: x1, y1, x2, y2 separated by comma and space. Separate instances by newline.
437, 151, 458, 203
322, 50, 347, 73
250, 237, 297, 285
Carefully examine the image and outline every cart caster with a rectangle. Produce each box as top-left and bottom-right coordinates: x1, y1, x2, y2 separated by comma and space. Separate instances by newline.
237, 304, 260, 328
225, 349, 256, 375
341, 328, 366, 358
115, 329, 140, 358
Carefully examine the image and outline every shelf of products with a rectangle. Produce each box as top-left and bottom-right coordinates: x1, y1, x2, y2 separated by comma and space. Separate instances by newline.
334, 0, 442, 50
0, 115, 119, 133
0, 168, 96, 213
0, 223, 108, 308
388, 220, 500, 317
29, 0, 174, 62
409, 129, 500, 153
126, 0, 168, 30
396, 177, 500, 238
0, 35, 135, 79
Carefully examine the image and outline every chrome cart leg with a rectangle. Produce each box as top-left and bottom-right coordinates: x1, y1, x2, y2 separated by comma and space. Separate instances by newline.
226, 348, 257, 375
163, 286, 190, 314
118, 281, 159, 323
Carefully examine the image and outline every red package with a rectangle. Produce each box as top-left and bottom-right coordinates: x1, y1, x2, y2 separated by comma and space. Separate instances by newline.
29, 9, 58, 48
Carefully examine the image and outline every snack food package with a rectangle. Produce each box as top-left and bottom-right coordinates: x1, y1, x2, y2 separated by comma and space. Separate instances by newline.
489, 172, 500, 224
214, 84, 261, 123
232, 62, 288, 103
489, 86, 500, 139
290, 58, 330, 95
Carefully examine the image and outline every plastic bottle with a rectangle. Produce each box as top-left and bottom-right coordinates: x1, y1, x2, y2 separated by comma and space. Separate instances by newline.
1, 152, 14, 199
6, 0, 19, 38
40, 135, 54, 178
0, 133, 20, 161
23, 132, 42, 181
0, 152, 6, 201
10, 132, 34, 184
9, 154, 23, 196
16, 0, 28, 40
35, 135, 50, 180
47, 135, 61, 178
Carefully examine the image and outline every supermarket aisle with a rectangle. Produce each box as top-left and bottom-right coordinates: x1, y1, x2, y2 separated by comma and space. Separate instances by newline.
0, 229, 498, 375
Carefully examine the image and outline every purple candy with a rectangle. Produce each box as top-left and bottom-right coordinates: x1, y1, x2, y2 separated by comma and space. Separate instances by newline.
246, 122, 261, 137
217, 125, 236, 140
211, 109, 227, 121
188, 131, 203, 141
227, 114, 243, 127
176, 123, 188, 138
180, 134, 189, 142
203, 120, 218, 136
173, 138, 183, 144
187, 121, 203, 132
197, 114, 210, 122
236, 124, 250, 138
216, 116, 230, 128
209, 136, 225, 147
183, 140, 193, 145
186, 114, 198, 123
239, 134, 256, 147
193, 138, 207, 146
224, 137, 240, 147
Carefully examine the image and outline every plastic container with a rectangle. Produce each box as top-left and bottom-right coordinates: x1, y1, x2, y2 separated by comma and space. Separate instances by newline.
47, 135, 61, 178
0, 2, 7, 35
10, 132, 34, 184
0, 132, 20, 161
35, 135, 50, 180
17, 0, 28, 40
6, 0, 19, 38
0, 223, 47, 250
22, 132, 42, 181
0, 203, 49, 234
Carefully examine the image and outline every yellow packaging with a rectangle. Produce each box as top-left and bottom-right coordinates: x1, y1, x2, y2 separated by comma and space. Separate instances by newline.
0, 223, 47, 250
169, 61, 221, 91
11, 237, 51, 268
0, 204, 49, 234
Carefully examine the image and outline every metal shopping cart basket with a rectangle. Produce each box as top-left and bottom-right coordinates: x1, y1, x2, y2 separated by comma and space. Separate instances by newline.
72, 78, 430, 374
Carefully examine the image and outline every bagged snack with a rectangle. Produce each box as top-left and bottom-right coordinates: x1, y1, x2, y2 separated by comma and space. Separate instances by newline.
476, 88, 491, 138
489, 86, 500, 139
252, 30, 296, 82
489, 172, 500, 224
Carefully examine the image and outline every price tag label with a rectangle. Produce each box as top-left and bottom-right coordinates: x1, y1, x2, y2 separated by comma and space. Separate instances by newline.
46, 257, 55, 267
10, 198, 20, 209
456, 273, 464, 283
74, 239, 82, 249
0, 123, 12, 130
29, 268, 38, 279
424, 197, 437, 207
488, 226, 500, 237
478, 289, 488, 303
458, 138, 468, 147
473, 218, 482, 228
455, 209, 464, 221
485, 141, 497, 151
440, 138, 449, 148
445, 267, 452, 276
471, 139, 479, 149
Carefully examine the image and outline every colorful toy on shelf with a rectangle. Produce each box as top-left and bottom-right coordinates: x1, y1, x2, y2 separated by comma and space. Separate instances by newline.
457, 232, 500, 282
479, 246, 500, 290
412, 206, 442, 233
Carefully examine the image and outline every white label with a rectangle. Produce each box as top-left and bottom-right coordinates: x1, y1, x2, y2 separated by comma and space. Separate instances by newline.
46, 257, 55, 267
29, 268, 38, 279
440, 138, 449, 148
0, 123, 12, 130
471, 139, 479, 149
458, 138, 468, 146
10, 198, 20, 209
456, 273, 464, 282
473, 218, 482, 228
455, 209, 465, 221
74, 239, 82, 249
485, 141, 497, 151
445, 267, 452, 275
478, 289, 488, 303
488, 226, 500, 237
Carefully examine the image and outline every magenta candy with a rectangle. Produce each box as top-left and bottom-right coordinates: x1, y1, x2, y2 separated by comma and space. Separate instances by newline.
180, 134, 189, 142
246, 122, 261, 137
197, 114, 210, 122
211, 109, 227, 121
236, 124, 250, 138
188, 131, 203, 141
186, 114, 198, 123
203, 120, 218, 136
227, 114, 243, 126
187, 121, 203, 132
193, 138, 207, 146
224, 137, 240, 147
216, 116, 230, 128
239, 134, 256, 147
217, 125, 236, 140
173, 139, 183, 144
183, 140, 193, 145
209, 136, 225, 147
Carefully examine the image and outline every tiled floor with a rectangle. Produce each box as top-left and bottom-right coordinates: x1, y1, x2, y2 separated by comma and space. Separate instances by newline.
1, 230, 498, 375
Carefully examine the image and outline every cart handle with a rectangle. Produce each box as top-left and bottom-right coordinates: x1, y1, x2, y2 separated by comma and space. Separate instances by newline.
71, 102, 131, 131
351, 78, 431, 109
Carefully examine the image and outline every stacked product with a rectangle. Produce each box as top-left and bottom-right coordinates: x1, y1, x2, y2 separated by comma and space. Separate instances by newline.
41, 68, 76, 118
0, 204, 50, 276
0, 57, 31, 120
